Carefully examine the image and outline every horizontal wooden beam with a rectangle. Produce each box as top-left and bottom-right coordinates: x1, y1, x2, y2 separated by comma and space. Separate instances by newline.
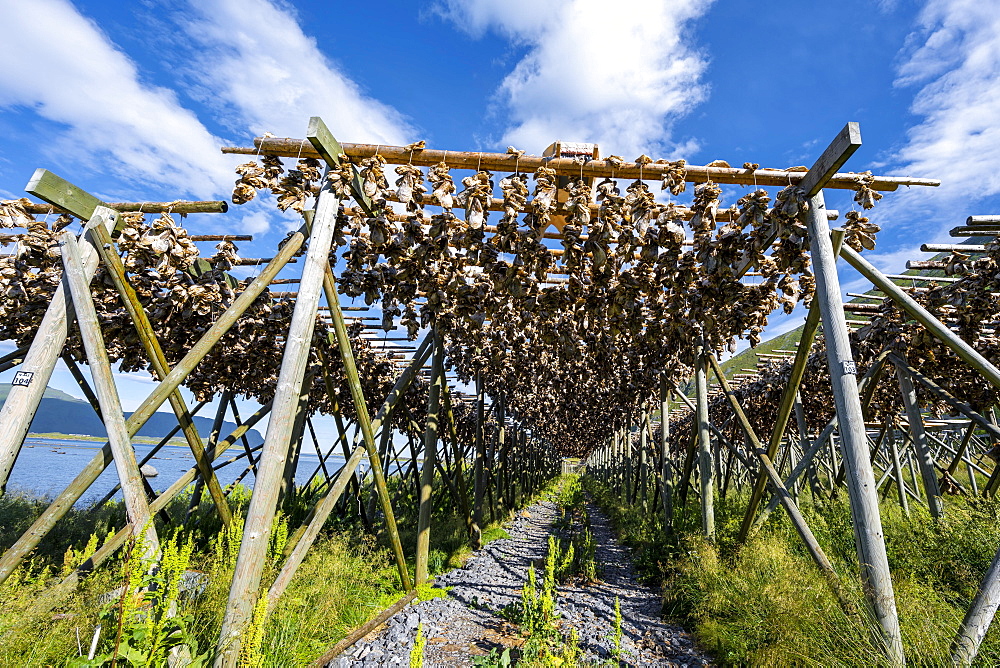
922, 243, 986, 253
967, 215, 1000, 225
906, 260, 954, 271
950, 227, 1000, 237
882, 273, 961, 283
223, 138, 939, 192
24, 200, 228, 216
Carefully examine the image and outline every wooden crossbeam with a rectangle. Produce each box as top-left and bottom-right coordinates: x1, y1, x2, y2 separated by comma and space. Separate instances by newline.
922, 243, 987, 253
950, 226, 1000, 237
225, 138, 939, 191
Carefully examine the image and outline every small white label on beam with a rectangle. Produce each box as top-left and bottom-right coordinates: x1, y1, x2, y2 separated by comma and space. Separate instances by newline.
12, 371, 33, 387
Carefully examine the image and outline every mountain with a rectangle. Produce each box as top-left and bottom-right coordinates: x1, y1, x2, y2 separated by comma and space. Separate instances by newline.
0, 384, 264, 447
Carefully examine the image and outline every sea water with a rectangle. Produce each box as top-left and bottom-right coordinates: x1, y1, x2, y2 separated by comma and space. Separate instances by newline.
5, 436, 377, 506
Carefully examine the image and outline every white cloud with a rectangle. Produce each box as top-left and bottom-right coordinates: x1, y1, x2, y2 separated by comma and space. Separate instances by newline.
0, 0, 233, 199
438, 0, 713, 157
236, 209, 274, 236
887, 0, 1000, 210
180, 0, 414, 145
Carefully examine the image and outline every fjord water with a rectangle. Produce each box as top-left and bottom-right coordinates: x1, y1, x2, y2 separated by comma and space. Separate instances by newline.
6, 436, 353, 505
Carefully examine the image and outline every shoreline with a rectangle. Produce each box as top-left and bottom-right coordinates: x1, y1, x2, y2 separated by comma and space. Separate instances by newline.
25, 432, 248, 449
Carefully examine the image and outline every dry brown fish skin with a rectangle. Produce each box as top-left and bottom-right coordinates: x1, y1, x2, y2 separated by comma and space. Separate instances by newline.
456, 171, 494, 230
843, 210, 880, 252
657, 159, 687, 196
527, 166, 558, 239
429, 161, 456, 211
852, 172, 884, 210
204, 150, 915, 455
394, 164, 427, 212
359, 155, 389, 200
232, 161, 269, 205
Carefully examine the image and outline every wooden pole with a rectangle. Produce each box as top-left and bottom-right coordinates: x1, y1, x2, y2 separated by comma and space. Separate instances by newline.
497, 394, 507, 510
267, 443, 368, 607
952, 546, 1000, 666
893, 359, 943, 518
233, 137, 938, 192
738, 230, 846, 540
695, 349, 715, 540
948, 424, 978, 477
308, 590, 419, 667
282, 380, 313, 508
229, 398, 260, 477
309, 116, 412, 590
415, 334, 443, 584
473, 371, 485, 549
87, 223, 232, 525
442, 381, 476, 540
637, 412, 650, 508
807, 183, 903, 661
305, 418, 331, 486
188, 390, 232, 519
0, 209, 116, 490
707, 354, 855, 613
793, 394, 811, 500
365, 333, 434, 522
216, 165, 339, 665
59, 227, 159, 557
887, 428, 909, 517
659, 376, 673, 530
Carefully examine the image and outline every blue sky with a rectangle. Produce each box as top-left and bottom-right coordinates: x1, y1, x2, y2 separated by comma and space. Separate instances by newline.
1, 0, 999, 441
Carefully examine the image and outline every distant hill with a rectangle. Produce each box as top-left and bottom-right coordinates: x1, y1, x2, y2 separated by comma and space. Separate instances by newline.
0, 384, 264, 447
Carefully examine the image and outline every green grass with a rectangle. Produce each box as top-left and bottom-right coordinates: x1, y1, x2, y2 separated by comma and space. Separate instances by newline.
0, 486, 400, 666
0, 468, 559, 665
585, 477, 1000, 667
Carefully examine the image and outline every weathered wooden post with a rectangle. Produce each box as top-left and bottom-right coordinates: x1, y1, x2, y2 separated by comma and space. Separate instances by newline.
60, 224, 159, 558
0, 225, 303, 588
887, 428, 909, 516
625, 413, 635, 504
441, 381, 474, 537
188, 392, 232, 519
707, 354, 855, 613
0, 172, 114, 490
952, 546, 1000, 666
738, 228, 845, 540
88, 222, 232, 526
415, 334, 443, 584
793, 394, 810, 500
216, 152, 341, 665
805, 123, 903, 664
307, 117, 413, 588
660, 376, 674, 529
497, 394, 507, 509
280, 383, 312, 507
695, 348, 715, 540
893, 360, 943, 518
473, 371, 485, 549
639, 411, 650, 507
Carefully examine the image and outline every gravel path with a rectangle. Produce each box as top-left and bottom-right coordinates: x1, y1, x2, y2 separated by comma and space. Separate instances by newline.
329, 498, 712, 667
